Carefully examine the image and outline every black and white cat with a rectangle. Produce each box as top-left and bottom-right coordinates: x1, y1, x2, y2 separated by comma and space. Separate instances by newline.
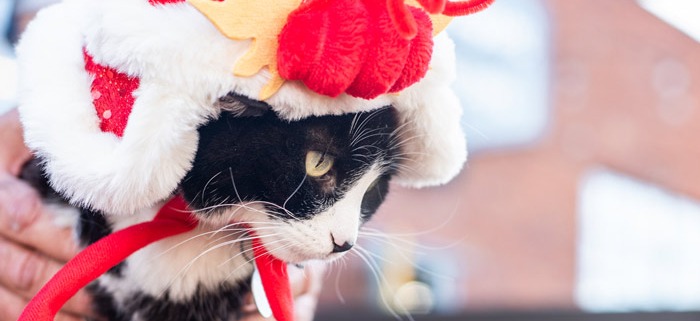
24, 93, 401, 321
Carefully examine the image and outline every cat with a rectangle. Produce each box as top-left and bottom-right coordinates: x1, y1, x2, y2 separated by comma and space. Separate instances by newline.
22, 92, 402, 321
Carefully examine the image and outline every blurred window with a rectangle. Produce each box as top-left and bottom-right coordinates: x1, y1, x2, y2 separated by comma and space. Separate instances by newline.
576, 169, 700, 312
0, 52, 17, 114
1, 0, 16, 114
447, 0, 550, 153
638, 0, 700, 43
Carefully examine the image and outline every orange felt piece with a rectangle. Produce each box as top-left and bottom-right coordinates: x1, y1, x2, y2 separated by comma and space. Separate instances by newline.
187, 0, 302, 99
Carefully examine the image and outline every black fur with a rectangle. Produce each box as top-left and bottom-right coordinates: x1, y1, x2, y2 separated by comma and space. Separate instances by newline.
20, 158, 63, 201
87, 281, 250, 321
182, 106, 399, 222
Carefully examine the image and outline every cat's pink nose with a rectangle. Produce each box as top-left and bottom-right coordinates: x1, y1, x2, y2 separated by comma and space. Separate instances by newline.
331, 234, 354, 253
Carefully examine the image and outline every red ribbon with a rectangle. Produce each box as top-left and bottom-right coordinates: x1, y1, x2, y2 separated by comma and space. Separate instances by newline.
18, 197, 197, 321
18, 196, 295, 321
253, 238, 295, 321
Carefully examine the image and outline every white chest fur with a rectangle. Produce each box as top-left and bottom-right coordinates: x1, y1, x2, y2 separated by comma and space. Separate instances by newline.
100, 206, 254, 303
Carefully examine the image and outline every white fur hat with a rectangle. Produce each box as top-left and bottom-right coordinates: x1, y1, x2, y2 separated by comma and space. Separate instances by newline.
16, 0, 492, 214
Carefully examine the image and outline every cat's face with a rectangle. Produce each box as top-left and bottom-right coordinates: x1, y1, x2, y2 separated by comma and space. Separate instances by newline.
181, 99, 400, 263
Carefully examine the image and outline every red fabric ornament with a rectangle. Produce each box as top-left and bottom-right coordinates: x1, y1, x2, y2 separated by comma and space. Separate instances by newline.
278, 0, 433, 100
443, 0, 495, 16
148, 0, 185, 5
345, 0, 414, 99
389, 7, 433, 93
277, 0, 369, 98
387, 0, 419, 39
416, 0, 447, 14
17, 196, 197, 321
84, 50, 140, 138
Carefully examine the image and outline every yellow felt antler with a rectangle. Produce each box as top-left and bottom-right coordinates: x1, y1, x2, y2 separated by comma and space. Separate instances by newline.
188, 0, 302, 100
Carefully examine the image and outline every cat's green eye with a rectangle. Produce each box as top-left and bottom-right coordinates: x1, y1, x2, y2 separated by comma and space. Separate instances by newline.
305, 151, 334, 177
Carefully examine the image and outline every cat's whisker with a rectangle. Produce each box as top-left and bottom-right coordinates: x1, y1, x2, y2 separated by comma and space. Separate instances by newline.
460, 119, 490, 141
153, 232, 279, 298
229, 167, 244, 203
361, 200, 460, 237
350, 109, 385, 147
152, 223, 283, 259
350, 248, 405, 320
220, 237, 290, 269
389, 134, 422, 151
333, 256, 349, 304
174, 233, 285, 285
351, 144, 385, 155
201, 171, 223, 204
360, 230, 465, 250
349, 109, 380, 139
388, 120, 413, 139
349, 113, 361, 138
351, 128, 388, 148
222, 240, 297, 281
203, 227, 282, 250
356, 242, 453, 282
391, 150, 431, 158
351, 131, 394, 150
282, 174, 308, 215
388, 162, 421, 176
225, 198, 301, 222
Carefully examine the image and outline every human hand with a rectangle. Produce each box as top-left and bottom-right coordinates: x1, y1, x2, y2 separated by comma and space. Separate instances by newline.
240, 261, 326, 321
0, 175, 96, 321
0, 109, 94, 320
0, 109, 31, 177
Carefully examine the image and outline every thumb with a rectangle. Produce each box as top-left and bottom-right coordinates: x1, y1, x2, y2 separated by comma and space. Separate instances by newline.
0, 175, 41, 233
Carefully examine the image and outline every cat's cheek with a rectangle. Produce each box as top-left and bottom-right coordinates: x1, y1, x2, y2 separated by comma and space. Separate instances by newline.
262, 178, 380, 262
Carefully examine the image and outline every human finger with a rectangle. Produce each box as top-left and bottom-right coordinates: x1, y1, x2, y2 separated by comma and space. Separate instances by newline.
0, 109, 32, 176
0, 285, 25, 321
0, 286, 83, 321
292, 262, 325, 321
0, 176, 79, 262
0, 175, 41, 234
0, 236, 94, 317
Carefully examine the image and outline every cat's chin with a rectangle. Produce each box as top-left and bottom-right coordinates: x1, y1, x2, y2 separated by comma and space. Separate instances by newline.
270, 250, 349, 265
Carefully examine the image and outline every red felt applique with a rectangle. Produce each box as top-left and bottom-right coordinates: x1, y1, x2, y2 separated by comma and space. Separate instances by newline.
83, 50, 140, 137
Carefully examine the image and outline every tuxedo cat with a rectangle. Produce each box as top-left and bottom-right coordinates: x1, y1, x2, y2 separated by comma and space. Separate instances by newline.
24, 94, 401, 321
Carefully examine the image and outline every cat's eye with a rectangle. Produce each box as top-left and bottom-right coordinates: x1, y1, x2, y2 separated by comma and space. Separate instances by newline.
305, 151, 334, 177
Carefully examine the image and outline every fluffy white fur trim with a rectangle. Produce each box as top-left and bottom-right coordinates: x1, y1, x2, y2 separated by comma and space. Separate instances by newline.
391, 34, 468, 188
17, 1, 212, 214
17, 0, 466, 214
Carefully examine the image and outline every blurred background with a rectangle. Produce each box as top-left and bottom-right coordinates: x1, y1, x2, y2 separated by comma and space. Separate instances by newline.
2, 0, 700, 320
315, 0, 700, 320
